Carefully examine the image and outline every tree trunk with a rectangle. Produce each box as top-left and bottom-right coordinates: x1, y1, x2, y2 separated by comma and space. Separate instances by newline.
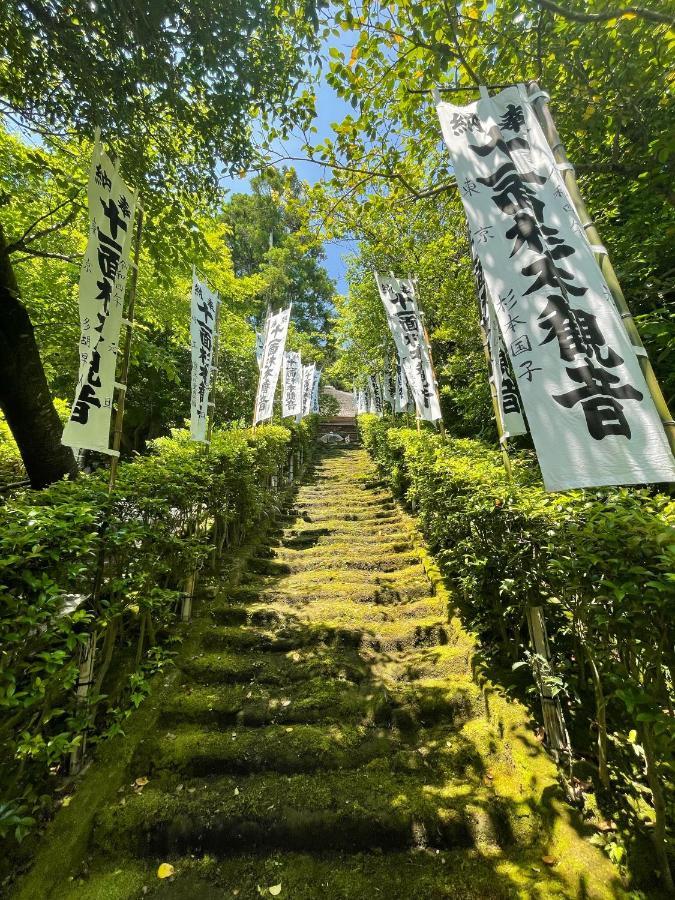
0, 223, 78, 488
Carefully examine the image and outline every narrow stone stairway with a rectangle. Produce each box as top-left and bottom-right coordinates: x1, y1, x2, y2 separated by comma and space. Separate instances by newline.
29, 448, 620, 899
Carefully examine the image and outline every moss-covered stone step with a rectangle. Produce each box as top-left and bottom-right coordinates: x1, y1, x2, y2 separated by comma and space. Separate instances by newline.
51, 846, 620, 900
158, 676, 479, 730
256, 580, 431, 606
93, 770, 508, 857
158, 679, 372, 728
277, 550, 421, 573
200, 618, 451, 654
179, 647, 370, 686
134, 722, 412, 777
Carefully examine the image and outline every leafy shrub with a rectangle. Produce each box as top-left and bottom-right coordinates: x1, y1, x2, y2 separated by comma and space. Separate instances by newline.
0, 420, 313, 842
359, 414, 674, 884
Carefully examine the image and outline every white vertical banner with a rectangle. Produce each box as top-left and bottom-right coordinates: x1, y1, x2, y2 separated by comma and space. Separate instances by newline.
311, 367, 321, 414
254, 306, 291, 424
62, 139, 136, 453
383, 362, 397, 408
189, 273, 219, 443
472, 243, 528, 438
375, 273, 442, 422
356, 387, 368, 415
282, 351, 302, 418
368, 374, 384, 417
394, 359, 409, 414
437, 85, 675, 490
301, 363, 316, 417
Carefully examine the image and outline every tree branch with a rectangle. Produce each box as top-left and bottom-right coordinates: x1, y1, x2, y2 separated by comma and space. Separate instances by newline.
12, 249, 79, 264
534, 0, 673, 26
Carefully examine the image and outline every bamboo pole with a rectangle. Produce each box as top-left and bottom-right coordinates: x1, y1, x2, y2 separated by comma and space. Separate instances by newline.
525, 606, 570, 756
527, 81, 675, 456
70, 200, 144, 774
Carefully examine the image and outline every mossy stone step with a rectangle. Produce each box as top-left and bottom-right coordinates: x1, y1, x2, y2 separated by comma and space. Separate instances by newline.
94, 770, 498, 857
158, 679, 373, 728
200, 618, 450, 654
158, 677, 478, 730
179, 648, 370, 686
134, 722, 412, 777
200, 623, 363, 652
54, 846, 603, 900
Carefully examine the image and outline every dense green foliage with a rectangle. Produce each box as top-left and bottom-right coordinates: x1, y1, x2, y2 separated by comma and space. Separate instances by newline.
0, 123, 335, 470
0, 420, 314, 846
312, 0, 674, 431
359, 414, 674, 887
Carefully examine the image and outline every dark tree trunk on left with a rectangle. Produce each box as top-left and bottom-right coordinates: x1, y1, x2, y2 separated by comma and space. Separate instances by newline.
0, 223, 78, 488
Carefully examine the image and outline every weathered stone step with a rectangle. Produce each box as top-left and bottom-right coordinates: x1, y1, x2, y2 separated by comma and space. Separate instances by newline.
52, 848, 558, 900
179, 648, 369, 686
94, 770, 501, 857
159, 676, 479, 730
135, 723, 411, 777
200, 618, 450, 654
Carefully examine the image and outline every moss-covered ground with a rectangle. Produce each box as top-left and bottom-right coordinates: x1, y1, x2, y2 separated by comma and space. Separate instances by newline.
14, 448, 625, 899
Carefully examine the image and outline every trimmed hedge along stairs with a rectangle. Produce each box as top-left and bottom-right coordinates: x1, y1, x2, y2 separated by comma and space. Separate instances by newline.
16, 448, 622, 899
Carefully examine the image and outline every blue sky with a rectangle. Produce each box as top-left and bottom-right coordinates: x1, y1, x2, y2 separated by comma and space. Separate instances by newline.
222, 34, 357, 296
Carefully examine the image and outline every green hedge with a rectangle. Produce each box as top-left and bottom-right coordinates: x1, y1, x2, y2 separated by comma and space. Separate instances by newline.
358, 414, 674, 883
0, 420, 315, 842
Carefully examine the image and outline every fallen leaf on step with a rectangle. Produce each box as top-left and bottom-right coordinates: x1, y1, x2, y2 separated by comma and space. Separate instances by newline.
157, 863, 175, 879
269, 885, 282, 896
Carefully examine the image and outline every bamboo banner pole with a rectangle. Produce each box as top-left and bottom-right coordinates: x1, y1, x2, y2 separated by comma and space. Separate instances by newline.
527, 81, 675, 456
70, 199, 144, 773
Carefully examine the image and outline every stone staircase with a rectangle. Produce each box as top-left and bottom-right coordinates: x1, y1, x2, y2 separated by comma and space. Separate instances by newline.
19, 449, 621, 899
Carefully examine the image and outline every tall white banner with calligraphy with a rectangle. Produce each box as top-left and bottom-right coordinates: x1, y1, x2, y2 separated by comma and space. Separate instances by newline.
355, 386, 368, 415
394, 360, 409, 414
62, 140, 136, 453
254, 306, 291, 424
375, 274, 442, 422
282, 351, 302, 418
368, 374, 384, 417
437, 86, 675, 490
301, 363, 316, 418
311, 368, 321, 414
190, 273, 219, 443
472, 243, 528, 438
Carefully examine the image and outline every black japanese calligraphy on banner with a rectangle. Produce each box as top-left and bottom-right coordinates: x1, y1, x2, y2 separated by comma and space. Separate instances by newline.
282, 351, 302, 418
255, 306, 291, 424
190, 272, 219, 442
375, 273, 442, 422
301, 362, 315, 418
311, 367, 321, 414
471, 241, 528, 439
62, 139, 136, 454
438, 85, 675, 490
368, 374, 384, 417
394, 359, 410, 414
